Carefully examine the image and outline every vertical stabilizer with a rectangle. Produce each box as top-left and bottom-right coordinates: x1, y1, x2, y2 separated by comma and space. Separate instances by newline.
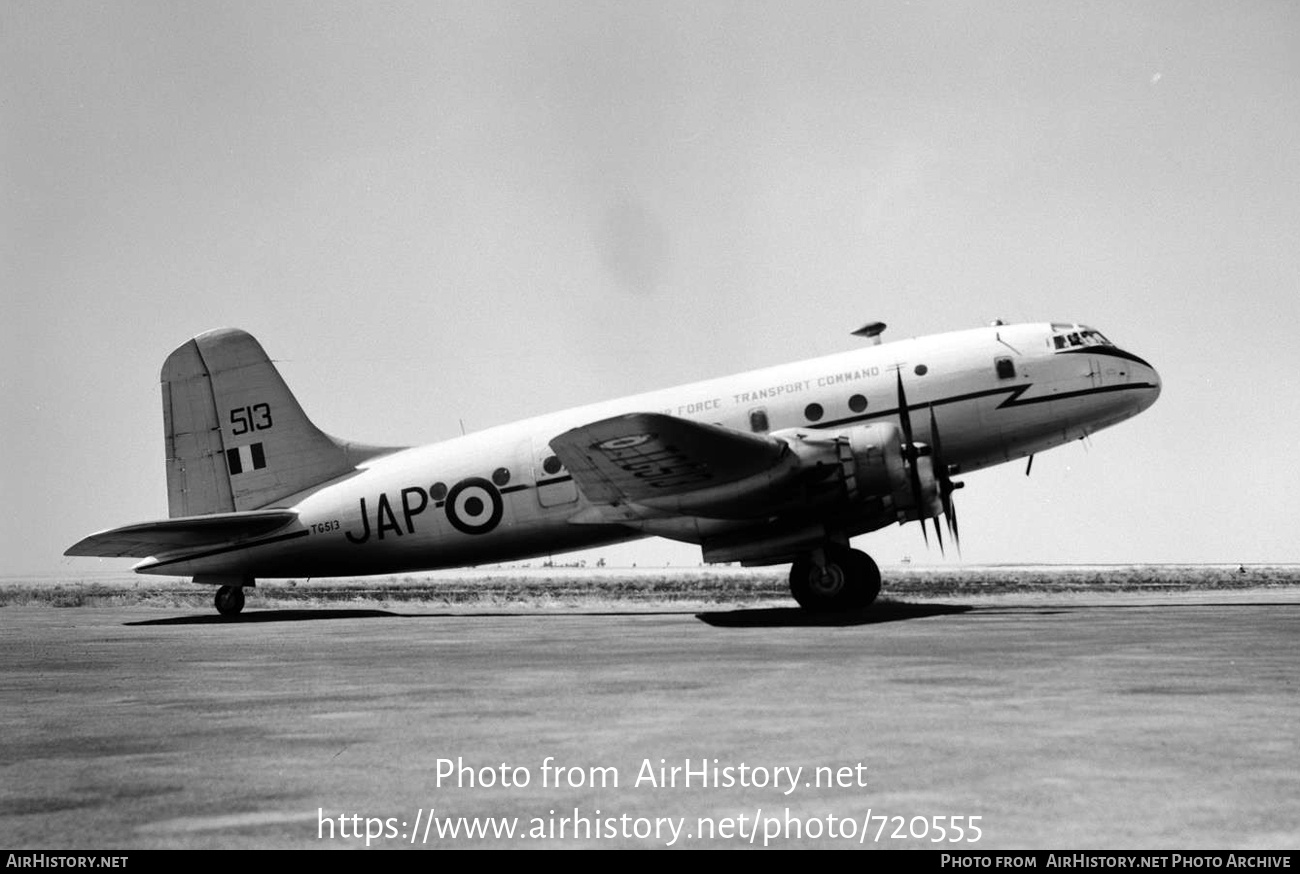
162, 329, 400, 516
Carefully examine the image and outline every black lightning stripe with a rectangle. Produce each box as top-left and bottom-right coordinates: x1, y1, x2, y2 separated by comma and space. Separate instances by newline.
812, 381, 1158, 431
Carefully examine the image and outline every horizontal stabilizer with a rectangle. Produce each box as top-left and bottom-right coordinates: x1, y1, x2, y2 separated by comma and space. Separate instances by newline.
64, 509, 298, 558
549, 412, 788, 512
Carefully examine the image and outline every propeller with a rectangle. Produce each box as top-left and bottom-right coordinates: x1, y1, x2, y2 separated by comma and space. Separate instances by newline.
894, 368, 963, 554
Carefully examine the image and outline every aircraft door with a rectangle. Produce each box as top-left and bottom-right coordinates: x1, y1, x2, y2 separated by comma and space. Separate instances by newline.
532, 437, 578, 507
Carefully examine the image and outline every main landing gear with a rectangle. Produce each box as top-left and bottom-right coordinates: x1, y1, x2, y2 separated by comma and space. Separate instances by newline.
788, 545, 881, 612
214, 585, 245, 618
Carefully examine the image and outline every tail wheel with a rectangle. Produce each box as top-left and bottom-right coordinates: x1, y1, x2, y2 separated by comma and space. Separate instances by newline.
789, 547, 881, 612
214, 585, 245, 617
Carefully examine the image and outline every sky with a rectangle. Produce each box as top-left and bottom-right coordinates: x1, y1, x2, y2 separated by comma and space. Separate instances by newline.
3, 1, 1298, 577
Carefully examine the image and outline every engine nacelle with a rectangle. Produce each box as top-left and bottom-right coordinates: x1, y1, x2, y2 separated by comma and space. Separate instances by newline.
844, 422, 942, 523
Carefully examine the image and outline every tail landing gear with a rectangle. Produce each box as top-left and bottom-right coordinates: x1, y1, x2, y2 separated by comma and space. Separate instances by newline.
214, 585, 245, 618
198, 573, 254, 617
789, 546, 881, 612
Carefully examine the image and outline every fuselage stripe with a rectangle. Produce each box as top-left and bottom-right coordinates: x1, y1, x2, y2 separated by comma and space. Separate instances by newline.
812, 381, 1156, 431
536, 475, 574, 487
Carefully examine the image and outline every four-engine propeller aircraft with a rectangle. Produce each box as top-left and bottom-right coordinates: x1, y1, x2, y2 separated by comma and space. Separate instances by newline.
67, 321, 1160, 616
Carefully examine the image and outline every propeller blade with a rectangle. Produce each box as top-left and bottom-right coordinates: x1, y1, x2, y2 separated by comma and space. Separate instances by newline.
929, 405, 962, 556
928, 405, 943, 461
895, 368, 915, 446
895, 368, 928, 548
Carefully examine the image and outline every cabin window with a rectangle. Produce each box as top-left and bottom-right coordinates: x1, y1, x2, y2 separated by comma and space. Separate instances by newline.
848, 394, 868, 413
996, 357, 1015, 379
492, 467, 511, 486
804, 403, 824, 422
749, 408, 770, 433
542, 455, 563, 475
430, 482, 448, 501
914, 364, 928, 376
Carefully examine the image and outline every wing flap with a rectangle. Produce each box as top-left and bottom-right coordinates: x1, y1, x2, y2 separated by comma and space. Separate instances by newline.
549, 413, 793, 516
65, 509, 298, 558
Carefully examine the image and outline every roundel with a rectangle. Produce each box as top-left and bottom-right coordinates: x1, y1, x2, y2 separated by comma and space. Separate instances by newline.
444, 477, 503, 535
595, 433, 654, 452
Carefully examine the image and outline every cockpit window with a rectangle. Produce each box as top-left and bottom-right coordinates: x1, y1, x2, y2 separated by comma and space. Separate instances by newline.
1049, 325, 1114, 351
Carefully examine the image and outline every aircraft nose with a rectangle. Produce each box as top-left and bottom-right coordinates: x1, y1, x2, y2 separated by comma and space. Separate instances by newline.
1133, 352, 1161, 409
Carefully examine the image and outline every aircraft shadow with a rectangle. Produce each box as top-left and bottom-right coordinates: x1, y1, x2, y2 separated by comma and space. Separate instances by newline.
125, 607, 712, 626
126, 609, 401, 626
696, 601, 973, 628
127, 599, 1280, 627
971, 601, 1299, 613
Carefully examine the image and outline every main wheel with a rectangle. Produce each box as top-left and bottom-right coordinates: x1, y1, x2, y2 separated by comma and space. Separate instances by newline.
789, 547, 881, 612
214, 585, 245, 617
846, 549, 882, 608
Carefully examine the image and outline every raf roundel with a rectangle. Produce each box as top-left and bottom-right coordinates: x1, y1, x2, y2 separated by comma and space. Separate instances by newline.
444, 477, 504, 535
595, 433, 654, 452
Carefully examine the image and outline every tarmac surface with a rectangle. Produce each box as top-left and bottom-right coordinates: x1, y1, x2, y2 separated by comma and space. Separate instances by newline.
2, 589, 1298, 849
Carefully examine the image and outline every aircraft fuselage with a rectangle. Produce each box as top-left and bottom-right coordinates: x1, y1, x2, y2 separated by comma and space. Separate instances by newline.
132, 322, 1159, 580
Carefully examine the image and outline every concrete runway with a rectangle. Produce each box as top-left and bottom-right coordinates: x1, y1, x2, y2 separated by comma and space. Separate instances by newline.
2, 590, 1298, 849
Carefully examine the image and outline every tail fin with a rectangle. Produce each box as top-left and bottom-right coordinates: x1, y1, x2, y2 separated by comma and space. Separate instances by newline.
162, 328, 401, 516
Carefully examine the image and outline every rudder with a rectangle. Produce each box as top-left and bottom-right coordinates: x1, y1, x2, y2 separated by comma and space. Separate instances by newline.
162, 328, 400, 516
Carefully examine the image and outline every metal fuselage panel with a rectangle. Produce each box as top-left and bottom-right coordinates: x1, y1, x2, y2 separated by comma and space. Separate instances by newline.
135, 323, 1160, 578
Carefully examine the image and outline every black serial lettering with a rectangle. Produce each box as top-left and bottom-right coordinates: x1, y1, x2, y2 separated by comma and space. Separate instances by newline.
375, 493, 402, 539
345, 497, 371, 544
229, 403, 273, 435
400, 486, 428, 534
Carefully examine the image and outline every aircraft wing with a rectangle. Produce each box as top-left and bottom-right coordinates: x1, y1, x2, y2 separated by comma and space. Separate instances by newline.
549, 412, 796, 518
65, 509, 299, 558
